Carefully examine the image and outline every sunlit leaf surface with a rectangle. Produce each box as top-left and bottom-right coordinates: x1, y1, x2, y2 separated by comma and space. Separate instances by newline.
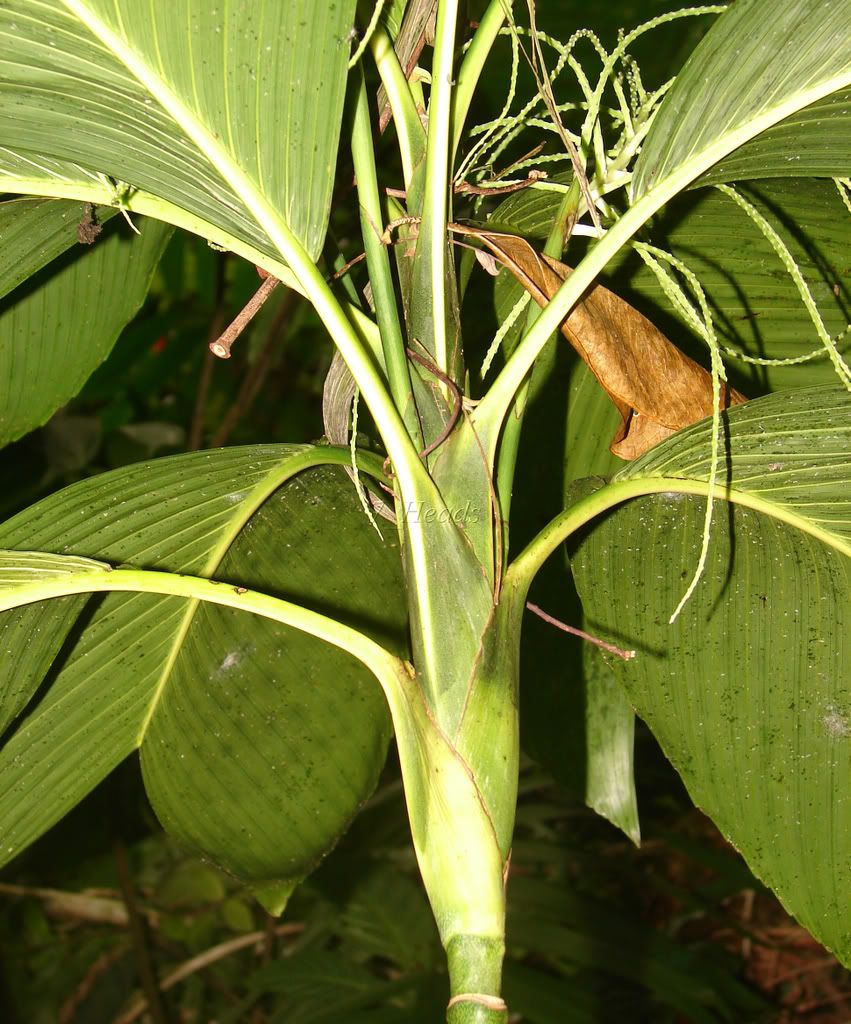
0, 0, 356, 262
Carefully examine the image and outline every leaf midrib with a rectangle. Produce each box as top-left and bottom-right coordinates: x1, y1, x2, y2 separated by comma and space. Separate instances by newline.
634, 67, 851, 201
610, 476, 851, 560
59, 0, 297, 265
135, 446, 335, 742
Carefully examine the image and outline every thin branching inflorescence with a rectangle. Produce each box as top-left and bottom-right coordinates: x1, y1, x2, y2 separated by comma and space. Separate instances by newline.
633, 243, 727, 623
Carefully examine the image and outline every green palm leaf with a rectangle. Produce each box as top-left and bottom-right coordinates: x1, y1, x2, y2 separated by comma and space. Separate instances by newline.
632, 0, 851, 200
571, 384, 851, 962
0, 197, 170, 445
694, 87, 851, 186
0, 447, 406, 905
0, 0, 356, 263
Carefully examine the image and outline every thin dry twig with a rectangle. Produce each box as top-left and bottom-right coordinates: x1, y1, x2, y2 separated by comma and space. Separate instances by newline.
210, 288, 299, 448
523, 0, 601, 234
455, 169, 548, 196
406, 346, 462, 458
114, 841, 170, 1024
209, 274, 280, 359
60, 946, 130, 1024
331, 251, 368, 280
114, 923, 304, 1024
493, 141, 547, 179
526, 602, 635, 660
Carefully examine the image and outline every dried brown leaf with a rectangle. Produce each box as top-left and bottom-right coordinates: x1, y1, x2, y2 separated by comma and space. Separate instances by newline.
454, 226, 747, 458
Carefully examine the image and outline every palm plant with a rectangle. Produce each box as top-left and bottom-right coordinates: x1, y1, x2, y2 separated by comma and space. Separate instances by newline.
0, 1, 848, 1020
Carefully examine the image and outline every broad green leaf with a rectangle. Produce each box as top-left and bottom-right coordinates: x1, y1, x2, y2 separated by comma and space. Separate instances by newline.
632, 0, 851, 201
0, 0, 357, 264
0, 444, 313, 731
564, 367, 622, 485
140, 467, 400, 892
0, 196, 112, 299
0, 549, 107, 584
582, 645, 639, 846
565, 402, 640, 842
0, 198, 170, 446
485, 174, 572, 243
0, 600, 86, 734
0, 553, 108, 731
571, 384, 851, 963
695, 87, 851, 186
0, 152, 298, 290
0, 447, 406, 897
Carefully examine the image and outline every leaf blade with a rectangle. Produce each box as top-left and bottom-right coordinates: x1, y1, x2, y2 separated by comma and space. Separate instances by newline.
0, 199, 170, 446
0, 448, 406, 893
0, 0, 356, 260
632, 0, 851, 201
571, 384, 851, 963
694, 87, 851, 186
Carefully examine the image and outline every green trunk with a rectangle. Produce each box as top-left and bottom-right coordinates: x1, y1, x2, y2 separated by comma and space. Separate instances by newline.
394, 530, 523, 1017
446, 935, 508, 1023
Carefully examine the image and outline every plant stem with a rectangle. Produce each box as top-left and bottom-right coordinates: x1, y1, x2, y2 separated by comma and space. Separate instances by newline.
445, 935, 507, 1023
494, 178, 581, 527
505, 478, 659, 597
506, 470, 851, 600
351, 70, 423, 447
415, 0, 461, 377
450, 0, 510, 161
369, 24, 426, 187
